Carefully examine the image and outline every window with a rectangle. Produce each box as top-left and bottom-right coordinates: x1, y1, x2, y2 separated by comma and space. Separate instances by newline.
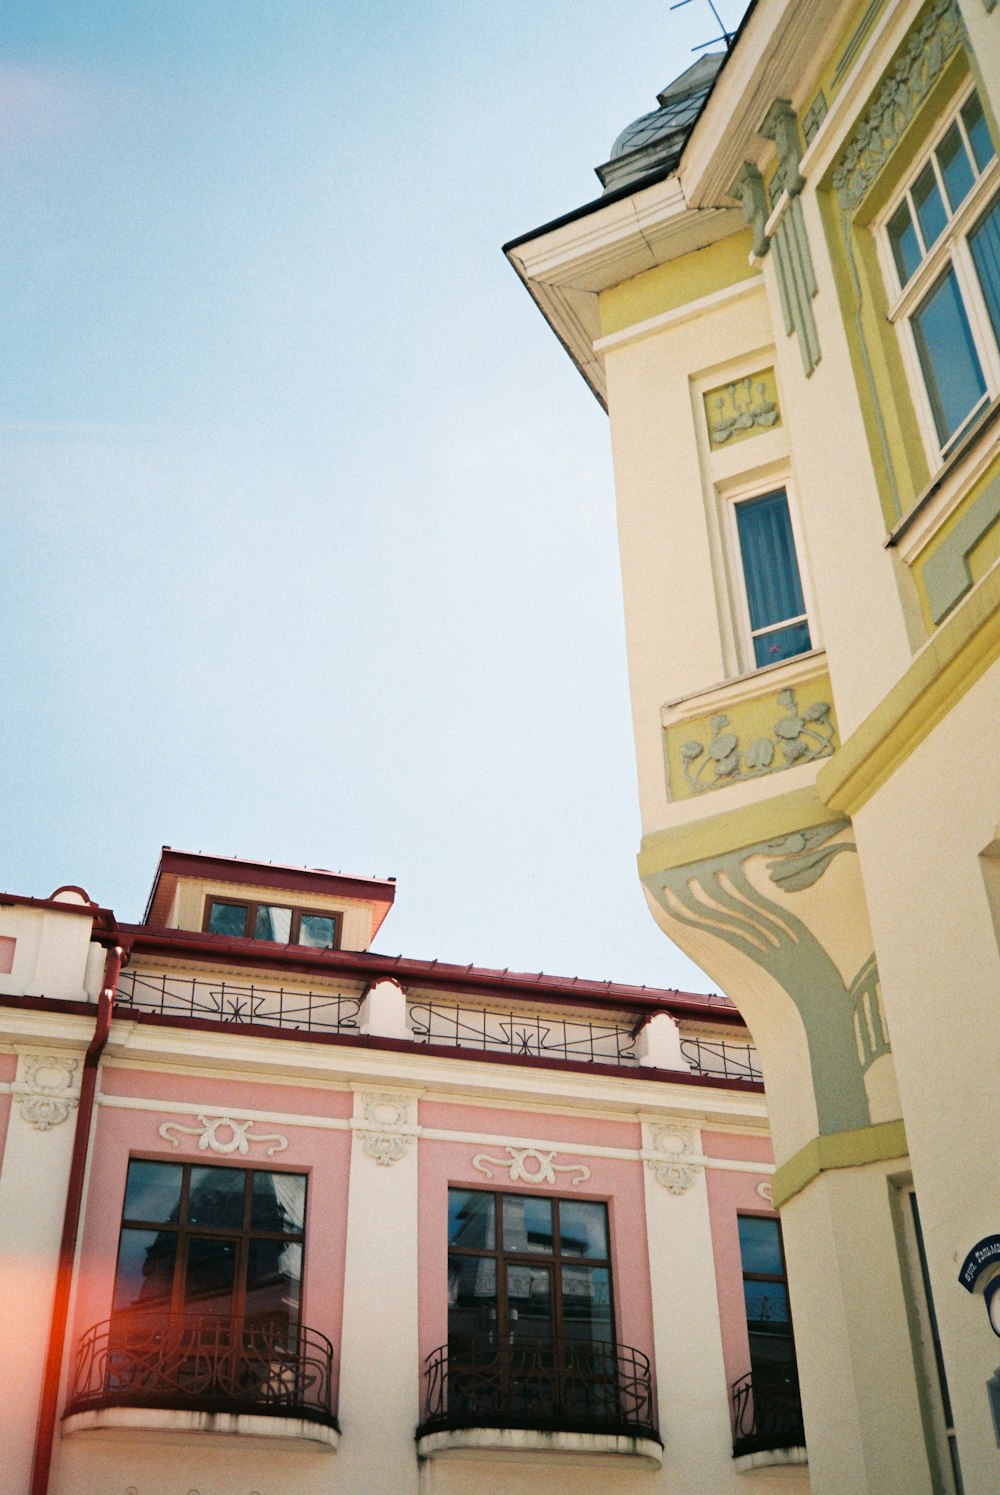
204, 897, 338, 949
447, 1189, 613, 1353
731, 487, 813, 668
883, 87, 999, 455
420, 1188, 657, 1441
731, 1213, 805, 1456
113, 1158, 307, 1334
738, 1215, 798, 1392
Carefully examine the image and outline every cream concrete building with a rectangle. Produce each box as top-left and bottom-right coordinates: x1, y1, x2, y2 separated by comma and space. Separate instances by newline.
507, 2, 1000, 1492
1, 849, 806, 1494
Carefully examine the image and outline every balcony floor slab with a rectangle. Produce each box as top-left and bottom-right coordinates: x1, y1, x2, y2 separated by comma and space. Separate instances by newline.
416, 1426, 662, 1466
62, 1406, 339, 1451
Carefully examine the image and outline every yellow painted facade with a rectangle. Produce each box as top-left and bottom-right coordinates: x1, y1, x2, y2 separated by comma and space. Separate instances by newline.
509, 1, 1000, 1491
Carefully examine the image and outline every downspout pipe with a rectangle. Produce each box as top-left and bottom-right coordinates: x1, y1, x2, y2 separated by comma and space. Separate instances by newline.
30, 938, 124, 1495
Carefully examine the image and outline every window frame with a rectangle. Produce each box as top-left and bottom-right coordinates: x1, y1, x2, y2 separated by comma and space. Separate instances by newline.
721, 474, 818, 675
112, 1156, 308, 1331
736, 1210, 800, 1390
202, 896, 340, 949
446, 1186, 617, 1352
877, 82, 1000, 466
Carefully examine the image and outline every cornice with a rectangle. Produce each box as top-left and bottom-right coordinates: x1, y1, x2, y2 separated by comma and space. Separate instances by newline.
680, 0, 860, 208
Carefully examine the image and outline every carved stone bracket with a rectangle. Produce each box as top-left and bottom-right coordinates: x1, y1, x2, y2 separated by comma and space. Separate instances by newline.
833, 0, 965, 210
760, 98, 805, 199
729, 161, 770, 258
354, 1092, 417, 1167
13, 1053, 79, 1131
472, 1146, 591, 1188
158, 1114, 288, 1156
645, 1124, 702, 1195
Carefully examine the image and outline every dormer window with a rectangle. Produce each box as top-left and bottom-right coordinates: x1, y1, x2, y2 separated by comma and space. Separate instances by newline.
204, 897, 338, 949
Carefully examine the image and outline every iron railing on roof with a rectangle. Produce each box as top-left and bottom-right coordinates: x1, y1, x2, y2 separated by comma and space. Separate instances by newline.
115, 970, 361, 1034
418, 1338, 659, 1442
680, 1035, 762, 1082
407, 999, 639, 1065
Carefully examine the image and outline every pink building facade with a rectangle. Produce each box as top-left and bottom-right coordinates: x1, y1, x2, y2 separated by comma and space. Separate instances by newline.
0, 850, 807, 1494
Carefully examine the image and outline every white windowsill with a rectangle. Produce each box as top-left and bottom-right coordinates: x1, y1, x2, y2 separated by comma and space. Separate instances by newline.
661, 649, 829, 729
62, 1406, 339, 1451
416, 1426, 663, 1467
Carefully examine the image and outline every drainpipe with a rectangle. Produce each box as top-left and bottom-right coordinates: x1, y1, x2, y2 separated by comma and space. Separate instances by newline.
30, 938, 124, 1495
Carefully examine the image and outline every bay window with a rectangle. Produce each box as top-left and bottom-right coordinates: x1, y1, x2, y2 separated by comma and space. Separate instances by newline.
883, 87, 999, 456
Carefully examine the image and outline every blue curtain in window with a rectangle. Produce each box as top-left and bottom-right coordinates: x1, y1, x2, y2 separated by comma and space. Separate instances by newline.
970, 193, 1000, 343
736, 491, 806, 632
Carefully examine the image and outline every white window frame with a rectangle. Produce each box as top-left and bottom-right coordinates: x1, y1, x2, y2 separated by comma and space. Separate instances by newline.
721, 473, 818, 675
876, 83, 1000, 469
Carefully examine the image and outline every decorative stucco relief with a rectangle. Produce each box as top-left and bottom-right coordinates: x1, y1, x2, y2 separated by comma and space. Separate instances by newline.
678, 688, 836, 795
355, 1091, 416, 1166
756, 1180, 774, 1205
833, 0, 965, 210
646, 1124, 701, 1194
646, 822, 879, 1135
472, 1146, 591, 1188
158, 1114, 288, 1156
704, 370, 780, 448
13, 1053, 79, 1131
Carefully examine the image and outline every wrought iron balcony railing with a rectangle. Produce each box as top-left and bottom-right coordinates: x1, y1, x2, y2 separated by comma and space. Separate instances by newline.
731, 1372, 805, 1457
65, 1315, 338, 1428
418, 1338, 659, 1442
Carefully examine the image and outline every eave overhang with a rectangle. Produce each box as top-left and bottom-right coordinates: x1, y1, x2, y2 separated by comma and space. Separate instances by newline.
504, 174, 740, 408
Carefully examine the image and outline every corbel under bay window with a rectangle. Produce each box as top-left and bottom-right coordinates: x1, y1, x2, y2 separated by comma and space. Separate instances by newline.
726, 483, 814, 671
880, 86, 999, 461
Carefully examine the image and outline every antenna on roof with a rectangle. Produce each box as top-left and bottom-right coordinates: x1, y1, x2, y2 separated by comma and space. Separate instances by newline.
670, 0, 737, 53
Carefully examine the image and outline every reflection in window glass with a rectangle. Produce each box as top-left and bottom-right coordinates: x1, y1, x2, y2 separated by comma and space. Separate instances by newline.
889, 200, 921, 285
912, 163, 948, 250
252, 1171, 307, 1232
558, 1200, 609, 1259
507, 1263, 552, 1339
448, 1189, 495, 1249
113, 1228, 176, 1313
913, 269, 987, 442
298, 914, 335, 948
937, 122, 975, 213
187, 1166, 245, 1229
207, 901, 248, 937
970, 194, 1000, 343
503, 1195, 554, 1254
738, 1216, 798, 1390
561, 1265, 613, 1341
122, 1160, 183, 1224
962, 92, 995, 173
254, 905, 292, 942
735, 490, 811, 668
448, 1254, 497, 1344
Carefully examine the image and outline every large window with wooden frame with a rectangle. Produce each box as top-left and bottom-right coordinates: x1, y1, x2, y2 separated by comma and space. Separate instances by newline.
447, 1188, 614, 1353
881, 85, 999, 458
731, 1214, 804, 1456
112, 1159, 307, 1334
420, 1188, 657, 1439
67, 1159, 338, 1425
204, 896, 338, 949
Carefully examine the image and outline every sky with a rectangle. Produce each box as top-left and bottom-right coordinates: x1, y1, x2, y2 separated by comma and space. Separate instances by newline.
0, 1, 750, 993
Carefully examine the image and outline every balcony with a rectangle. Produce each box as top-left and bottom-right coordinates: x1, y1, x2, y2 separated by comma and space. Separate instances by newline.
63, 1314, 339, 1449
731, 1373, 806, 1471
416, 1338, 662, 1465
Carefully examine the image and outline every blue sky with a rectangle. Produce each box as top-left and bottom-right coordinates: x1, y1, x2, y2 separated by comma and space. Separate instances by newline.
1, 1, 749, 989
